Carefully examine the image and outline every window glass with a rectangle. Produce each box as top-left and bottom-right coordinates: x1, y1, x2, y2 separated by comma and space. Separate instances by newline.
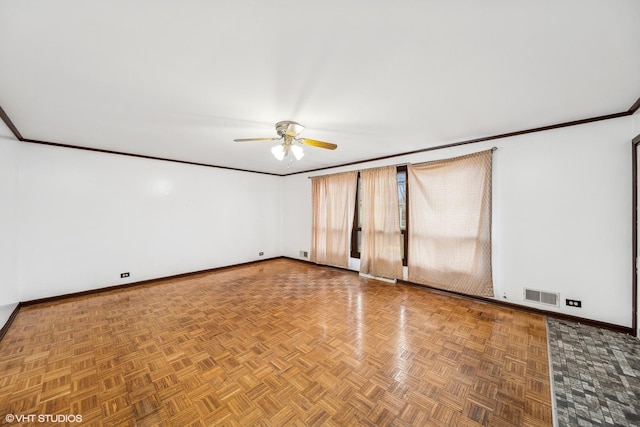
397, 170, 406, 230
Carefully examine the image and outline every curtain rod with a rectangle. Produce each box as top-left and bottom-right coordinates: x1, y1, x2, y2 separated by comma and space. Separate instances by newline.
307, 147, 497, 179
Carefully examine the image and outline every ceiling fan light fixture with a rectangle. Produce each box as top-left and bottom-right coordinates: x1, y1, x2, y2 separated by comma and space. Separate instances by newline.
287, 122, 304, 137
235, 121, 336, 165
271, 144, 285, 161
291, 144, 304, 160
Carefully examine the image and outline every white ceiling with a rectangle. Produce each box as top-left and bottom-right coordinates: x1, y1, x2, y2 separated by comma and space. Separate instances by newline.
1, 0, 639, 175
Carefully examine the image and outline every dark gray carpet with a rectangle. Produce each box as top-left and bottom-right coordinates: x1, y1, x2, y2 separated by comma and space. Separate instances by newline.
547, 318, 640, 427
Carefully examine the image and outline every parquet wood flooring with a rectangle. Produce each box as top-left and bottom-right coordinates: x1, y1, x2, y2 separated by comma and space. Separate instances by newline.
0, 259, 552, 426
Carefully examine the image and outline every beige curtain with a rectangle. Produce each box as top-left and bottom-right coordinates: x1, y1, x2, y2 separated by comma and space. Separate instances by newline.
310, 171, 358, 269
408, 150, 493, 297
360, 166, 403, 279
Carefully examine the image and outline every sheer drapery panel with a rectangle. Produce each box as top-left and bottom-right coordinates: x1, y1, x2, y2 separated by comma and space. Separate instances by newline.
408, 150, 493, 297
359, 166, 403, 279
310, 171, 358, 269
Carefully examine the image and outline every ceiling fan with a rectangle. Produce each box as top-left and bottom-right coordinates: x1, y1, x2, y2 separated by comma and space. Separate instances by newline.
234, 121, 337, 163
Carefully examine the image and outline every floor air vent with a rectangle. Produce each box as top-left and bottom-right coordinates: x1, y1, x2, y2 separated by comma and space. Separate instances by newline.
524, 288, 559, 306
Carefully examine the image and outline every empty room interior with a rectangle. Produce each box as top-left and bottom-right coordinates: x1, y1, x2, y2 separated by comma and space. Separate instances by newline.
1, 1, 640, 426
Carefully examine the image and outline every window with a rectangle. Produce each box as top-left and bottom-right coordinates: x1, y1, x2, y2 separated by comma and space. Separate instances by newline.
351, 165, 408, 265
311, 171, 358, 269
407, 150, 493, 297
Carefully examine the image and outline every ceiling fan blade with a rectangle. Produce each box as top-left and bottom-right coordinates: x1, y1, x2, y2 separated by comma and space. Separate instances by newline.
233, 137, 279, 143
299, 138, 337, 150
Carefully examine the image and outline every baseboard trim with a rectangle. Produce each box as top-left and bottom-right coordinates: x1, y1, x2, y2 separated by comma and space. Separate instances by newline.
284, 257, 634, 336
396, 279, 634, 336
4, 257, 633, 343
0, 303, 22, 342
0, 258, 282, 343
20, 257, 281, 308
486, 295, 633, 336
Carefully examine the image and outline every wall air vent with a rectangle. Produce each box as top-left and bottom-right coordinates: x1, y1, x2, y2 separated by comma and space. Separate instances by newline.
524, 288, 559, 306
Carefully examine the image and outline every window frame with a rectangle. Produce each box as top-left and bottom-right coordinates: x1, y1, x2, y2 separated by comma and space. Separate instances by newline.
350, 165, 408, 266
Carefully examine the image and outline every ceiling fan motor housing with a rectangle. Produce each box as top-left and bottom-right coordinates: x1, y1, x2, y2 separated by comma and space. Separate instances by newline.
276, 121, 304, 137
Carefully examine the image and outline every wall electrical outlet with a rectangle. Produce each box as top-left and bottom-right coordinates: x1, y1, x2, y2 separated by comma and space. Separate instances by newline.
259, 252, 264, 256
120, 272, 130, 278
300, 250, 308, 258
566, 299, 582, 307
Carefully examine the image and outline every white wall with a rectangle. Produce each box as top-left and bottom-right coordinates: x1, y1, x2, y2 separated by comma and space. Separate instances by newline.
633, 112, 640, 135
283, 116, 635, 328
1, 114, 637, 331
0, 122, 282, 308
0, 134, 20, 327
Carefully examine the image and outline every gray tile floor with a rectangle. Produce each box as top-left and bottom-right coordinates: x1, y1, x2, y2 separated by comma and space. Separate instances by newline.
547, 319, 640, 427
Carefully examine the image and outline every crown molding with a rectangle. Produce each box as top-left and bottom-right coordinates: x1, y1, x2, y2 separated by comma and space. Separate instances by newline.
1, 97, 638, 177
